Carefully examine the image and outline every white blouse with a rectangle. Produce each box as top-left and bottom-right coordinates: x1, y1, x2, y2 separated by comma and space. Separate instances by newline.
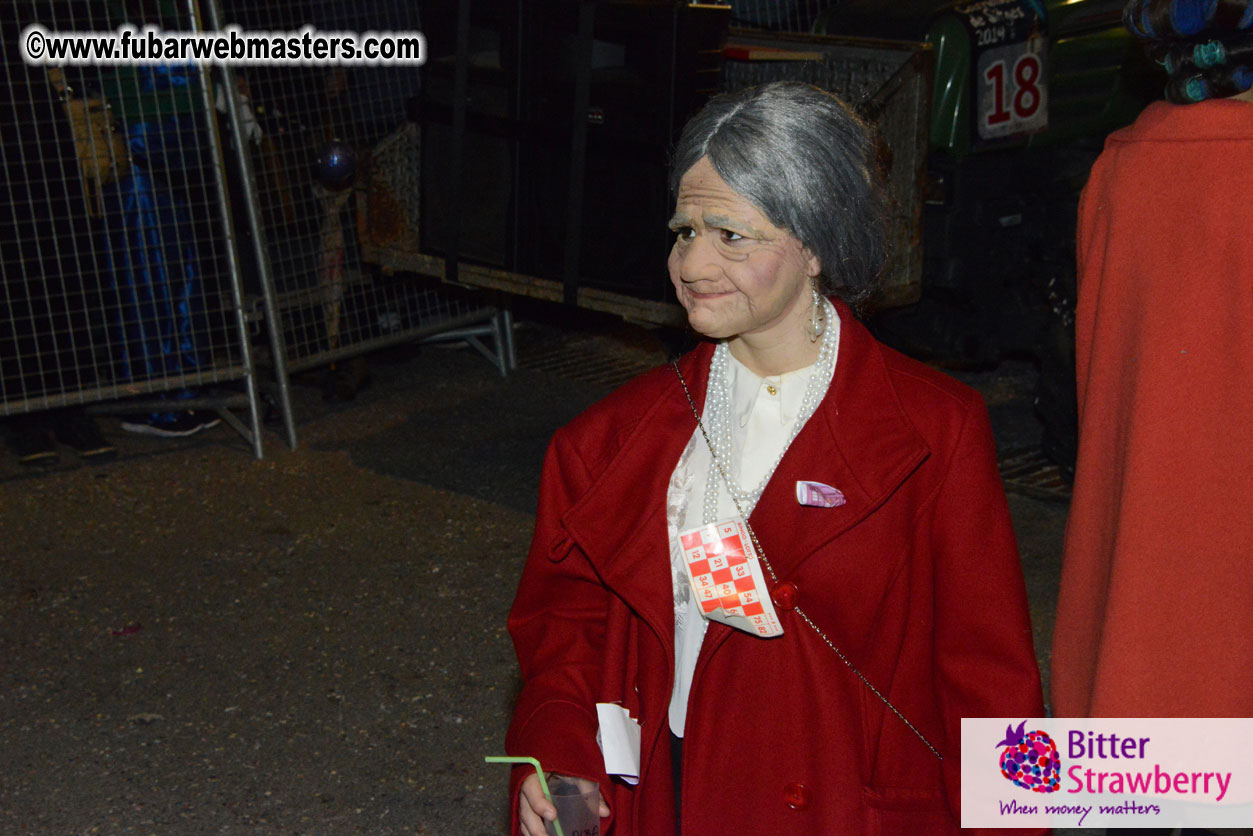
665, 311, 840, 736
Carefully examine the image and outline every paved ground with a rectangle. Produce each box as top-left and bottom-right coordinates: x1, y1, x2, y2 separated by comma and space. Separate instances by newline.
0, 315, 1082, 835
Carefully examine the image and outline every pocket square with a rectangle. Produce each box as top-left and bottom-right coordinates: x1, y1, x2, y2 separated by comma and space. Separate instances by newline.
796, 480, 846, 508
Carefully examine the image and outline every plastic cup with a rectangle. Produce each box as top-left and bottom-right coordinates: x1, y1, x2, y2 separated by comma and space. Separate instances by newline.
544, 775, 601, 836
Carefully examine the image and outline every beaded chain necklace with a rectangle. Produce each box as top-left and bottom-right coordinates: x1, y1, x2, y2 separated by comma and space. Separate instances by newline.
701, 295, 838, 525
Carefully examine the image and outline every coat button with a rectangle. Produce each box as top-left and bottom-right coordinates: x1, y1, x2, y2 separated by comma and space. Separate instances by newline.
771, 581, 799, 611
784, 782, 810, 809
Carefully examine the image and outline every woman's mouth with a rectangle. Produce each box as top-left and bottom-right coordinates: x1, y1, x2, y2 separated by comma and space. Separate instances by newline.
684, 286, 737, 300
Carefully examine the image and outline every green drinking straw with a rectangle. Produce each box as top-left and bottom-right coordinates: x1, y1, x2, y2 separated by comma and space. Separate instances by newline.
484, 755, 564, 836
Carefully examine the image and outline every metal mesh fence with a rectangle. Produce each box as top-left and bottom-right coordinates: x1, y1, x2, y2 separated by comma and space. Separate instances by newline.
2, 0, 506, 457
730, 0, 829, 33
725, 41, 913, 104
215, 0, 498, 377
1, 0, 255, 433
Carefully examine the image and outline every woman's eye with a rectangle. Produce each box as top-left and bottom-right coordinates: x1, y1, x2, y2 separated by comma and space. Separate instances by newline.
673, 226, 695, 241
721, 229, 744, 242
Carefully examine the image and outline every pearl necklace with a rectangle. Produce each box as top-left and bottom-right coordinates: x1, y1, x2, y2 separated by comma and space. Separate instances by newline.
701, 296, 837, 525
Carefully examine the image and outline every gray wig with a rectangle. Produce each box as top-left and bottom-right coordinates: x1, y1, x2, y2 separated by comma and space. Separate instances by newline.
670, 81, 888, 307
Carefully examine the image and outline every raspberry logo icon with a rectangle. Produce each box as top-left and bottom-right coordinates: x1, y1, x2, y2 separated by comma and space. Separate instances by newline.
996, 720, 1061, 793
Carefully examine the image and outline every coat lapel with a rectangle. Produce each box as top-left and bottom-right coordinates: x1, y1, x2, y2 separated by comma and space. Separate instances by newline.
695, 303, 932, 668
746, 303, 931, 580
560, 343, 715, 647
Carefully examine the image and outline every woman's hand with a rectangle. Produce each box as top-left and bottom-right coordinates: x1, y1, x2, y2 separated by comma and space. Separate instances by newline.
518, 773, 610, 836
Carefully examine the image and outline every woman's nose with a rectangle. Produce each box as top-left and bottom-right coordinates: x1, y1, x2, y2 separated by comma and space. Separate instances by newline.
675, 234, 721, 283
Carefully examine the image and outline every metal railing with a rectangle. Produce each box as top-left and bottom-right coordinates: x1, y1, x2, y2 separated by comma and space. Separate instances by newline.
1, 0, 510, 460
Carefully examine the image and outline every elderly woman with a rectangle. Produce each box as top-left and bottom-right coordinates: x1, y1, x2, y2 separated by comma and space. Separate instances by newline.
506, 81, 1044, 835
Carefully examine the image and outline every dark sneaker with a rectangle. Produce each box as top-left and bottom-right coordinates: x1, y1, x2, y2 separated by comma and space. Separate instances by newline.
54, 412, 118, 462
7, 424, 59, 467
121, 411, 222, 438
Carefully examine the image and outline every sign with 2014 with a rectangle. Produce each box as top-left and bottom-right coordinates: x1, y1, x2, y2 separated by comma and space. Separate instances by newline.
954, 0, 1049, 142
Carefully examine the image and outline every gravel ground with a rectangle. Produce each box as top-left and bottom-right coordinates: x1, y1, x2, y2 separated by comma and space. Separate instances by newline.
1, 320, 1076, 835
1, 443, 530, 835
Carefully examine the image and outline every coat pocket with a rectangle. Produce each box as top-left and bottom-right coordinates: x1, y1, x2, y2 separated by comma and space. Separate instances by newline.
862, 785, 955, 836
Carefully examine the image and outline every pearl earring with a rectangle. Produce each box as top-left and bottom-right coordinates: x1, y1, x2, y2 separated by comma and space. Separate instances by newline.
806, 286, 825, 342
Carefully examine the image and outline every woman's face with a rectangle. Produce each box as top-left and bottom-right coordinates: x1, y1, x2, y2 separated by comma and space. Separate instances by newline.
668, 157, 820, 342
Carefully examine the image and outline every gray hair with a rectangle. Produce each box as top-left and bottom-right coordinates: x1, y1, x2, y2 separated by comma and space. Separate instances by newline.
670, 81, 888, 307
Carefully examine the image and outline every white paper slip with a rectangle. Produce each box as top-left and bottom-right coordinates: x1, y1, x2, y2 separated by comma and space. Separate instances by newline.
595, 702, 641, 785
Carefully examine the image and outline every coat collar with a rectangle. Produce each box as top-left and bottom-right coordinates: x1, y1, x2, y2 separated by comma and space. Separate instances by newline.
560, 300, 930, 643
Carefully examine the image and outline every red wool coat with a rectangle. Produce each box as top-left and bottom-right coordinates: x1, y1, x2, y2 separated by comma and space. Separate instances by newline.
506, 302, 1045, 835
1050, 99, 1253, 717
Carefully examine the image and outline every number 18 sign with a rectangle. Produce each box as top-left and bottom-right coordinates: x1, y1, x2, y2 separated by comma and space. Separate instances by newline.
976, 37, 1048, 142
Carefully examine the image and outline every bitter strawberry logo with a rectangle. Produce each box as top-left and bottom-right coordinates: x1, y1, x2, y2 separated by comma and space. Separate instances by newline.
996, 720, 1061, 793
